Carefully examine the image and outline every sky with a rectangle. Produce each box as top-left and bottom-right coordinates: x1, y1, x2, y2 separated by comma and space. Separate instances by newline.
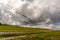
0, 0, 60, 29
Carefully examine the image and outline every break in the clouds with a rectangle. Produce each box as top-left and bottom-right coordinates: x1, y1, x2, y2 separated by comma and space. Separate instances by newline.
0, 0, 60, 30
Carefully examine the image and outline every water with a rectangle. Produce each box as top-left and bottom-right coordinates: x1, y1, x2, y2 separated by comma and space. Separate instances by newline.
0, 0, 60, 30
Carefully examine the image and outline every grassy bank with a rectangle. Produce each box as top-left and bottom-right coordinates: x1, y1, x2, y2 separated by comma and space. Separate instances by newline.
0, 25, 60, 40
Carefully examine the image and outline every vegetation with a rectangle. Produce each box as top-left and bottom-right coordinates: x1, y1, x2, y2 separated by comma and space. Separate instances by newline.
0, 24, 60, 40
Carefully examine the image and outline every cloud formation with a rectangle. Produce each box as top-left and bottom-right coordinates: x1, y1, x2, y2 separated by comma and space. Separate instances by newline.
0, 0, 60, 27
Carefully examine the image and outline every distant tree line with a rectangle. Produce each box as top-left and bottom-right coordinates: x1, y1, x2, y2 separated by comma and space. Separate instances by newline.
0, 23, 8, 26
0, 23, 2, 25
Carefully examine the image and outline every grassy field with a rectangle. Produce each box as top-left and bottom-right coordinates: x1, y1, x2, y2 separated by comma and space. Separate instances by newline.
0, 24, 60, 40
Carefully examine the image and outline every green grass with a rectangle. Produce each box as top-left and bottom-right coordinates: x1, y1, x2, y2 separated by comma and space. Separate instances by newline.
0, 24, 51, 32
0, 25, 60, 40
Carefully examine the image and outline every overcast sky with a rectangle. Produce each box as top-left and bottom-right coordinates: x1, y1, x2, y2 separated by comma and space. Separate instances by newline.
0, 0, 60, 26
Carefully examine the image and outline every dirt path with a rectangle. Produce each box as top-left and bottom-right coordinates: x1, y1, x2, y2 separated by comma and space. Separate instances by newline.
0, 35, 26, 40
0, 32, 26, 40
0, 32, 20, 35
